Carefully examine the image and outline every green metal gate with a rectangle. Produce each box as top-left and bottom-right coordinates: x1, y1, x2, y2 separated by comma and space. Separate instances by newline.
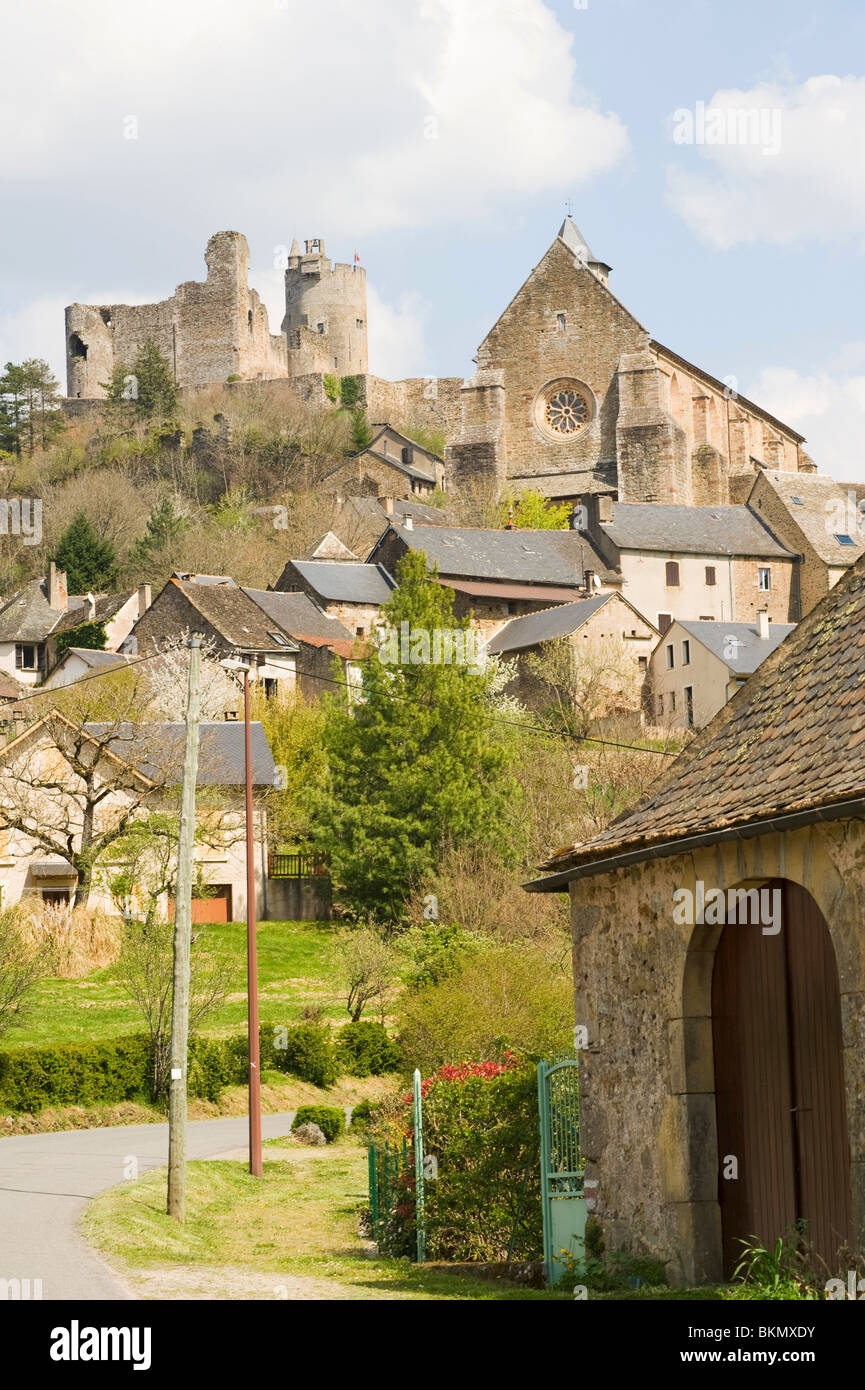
538, 1054, 586, 1285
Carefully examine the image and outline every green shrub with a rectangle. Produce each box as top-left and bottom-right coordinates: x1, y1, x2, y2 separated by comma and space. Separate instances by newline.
349, 1098, 375, 1134
338, 375, 363, 408
292, 1105, 344, 1143
323, 373, 340, 403
336, 1021, 400, 1076
259, 1022, 339, 1087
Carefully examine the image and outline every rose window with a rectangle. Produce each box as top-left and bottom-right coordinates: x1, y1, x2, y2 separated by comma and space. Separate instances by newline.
545, 388, 590, 435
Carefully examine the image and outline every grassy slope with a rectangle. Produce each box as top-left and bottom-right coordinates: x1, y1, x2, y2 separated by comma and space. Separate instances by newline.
4, 922, 347, 1050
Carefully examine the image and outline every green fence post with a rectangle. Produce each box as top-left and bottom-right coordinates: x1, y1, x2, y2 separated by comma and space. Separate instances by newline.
413, 1068, 425, 1263
368, 1145, 378, 1239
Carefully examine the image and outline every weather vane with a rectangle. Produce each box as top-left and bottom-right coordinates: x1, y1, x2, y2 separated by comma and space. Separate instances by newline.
565, 198, 574, 217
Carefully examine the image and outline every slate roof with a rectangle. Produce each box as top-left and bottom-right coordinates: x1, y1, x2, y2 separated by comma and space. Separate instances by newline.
0, 579, 87, 643
51, 590, 136, 636
80, 721, 276, 787
279, 560, 397, 605
486, 595, 613, 654
56, 648, 130, 672
527, 550, 865, 886
750, 470, 865, 565
373, 525, 618, 586
674, 619, 795, 675
168, 578, 299, 651
597, 503, 793, 558
243, 589, 355, 654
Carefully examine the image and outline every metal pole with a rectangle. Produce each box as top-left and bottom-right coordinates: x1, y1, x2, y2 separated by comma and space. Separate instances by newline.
245, 667, 263, 1177
413, 1068, 425, 1263
167, 631, 203, 1221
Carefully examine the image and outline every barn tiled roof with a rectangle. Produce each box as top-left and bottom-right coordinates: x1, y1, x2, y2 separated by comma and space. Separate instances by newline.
169, 578, 299, 652
531, 551, 865, 882
243, 589, 355, 656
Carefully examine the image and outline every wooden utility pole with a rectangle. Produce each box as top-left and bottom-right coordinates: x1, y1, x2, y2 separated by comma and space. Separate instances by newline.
167, 631, 203, 1221
244, 665, 263, 1177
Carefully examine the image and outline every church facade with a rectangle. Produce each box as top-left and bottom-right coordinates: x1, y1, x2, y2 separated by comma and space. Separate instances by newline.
445, 218, 811, 506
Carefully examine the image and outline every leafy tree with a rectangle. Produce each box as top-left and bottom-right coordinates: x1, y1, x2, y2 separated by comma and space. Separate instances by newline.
495, 488, 572, 530
310, 550, 514, 921
55, 620, 108, 660
52, 511, 119, 592
128, 496, 187, 571
0, 359, 64, 456
104, 338, 178, 419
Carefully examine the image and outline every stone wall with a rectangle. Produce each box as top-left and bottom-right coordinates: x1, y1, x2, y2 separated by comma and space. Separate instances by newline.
567, 820, 865, 1284
66, 232, 288, 398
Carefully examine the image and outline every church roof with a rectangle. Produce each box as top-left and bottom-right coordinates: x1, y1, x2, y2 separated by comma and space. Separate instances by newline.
557, 216, 596, 261
526, 549, 865, 889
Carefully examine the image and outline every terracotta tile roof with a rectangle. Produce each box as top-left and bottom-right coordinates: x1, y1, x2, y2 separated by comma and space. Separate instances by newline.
532, 550, 865, 881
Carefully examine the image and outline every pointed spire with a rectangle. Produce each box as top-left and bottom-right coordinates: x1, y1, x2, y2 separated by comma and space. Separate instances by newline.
289, 237, 301, 256
557, 216, 611, 286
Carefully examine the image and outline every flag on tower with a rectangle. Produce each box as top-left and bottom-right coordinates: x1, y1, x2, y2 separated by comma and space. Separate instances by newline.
354, 250, 360, 264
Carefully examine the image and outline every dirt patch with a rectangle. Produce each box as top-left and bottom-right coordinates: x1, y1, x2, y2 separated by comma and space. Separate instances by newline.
120, 1263, 371, 1301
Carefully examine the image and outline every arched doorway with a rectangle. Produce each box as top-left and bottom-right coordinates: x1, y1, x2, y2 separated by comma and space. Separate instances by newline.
712, 879, 852, 1275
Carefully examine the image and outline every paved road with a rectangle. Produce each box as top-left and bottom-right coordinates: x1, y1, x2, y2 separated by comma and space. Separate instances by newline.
0, 1111, 296, 1300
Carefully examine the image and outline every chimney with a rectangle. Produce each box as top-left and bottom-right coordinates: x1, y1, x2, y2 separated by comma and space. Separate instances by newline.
48, 562, 67, 611
383, 496, 394, 516
404, 516, 413, 531
757, 609, 770, 641
137, 583, 152, 615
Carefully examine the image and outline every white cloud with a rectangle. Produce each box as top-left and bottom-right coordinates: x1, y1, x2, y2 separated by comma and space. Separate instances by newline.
665, 75, 865, 250
1, 0, 628, 240
366, 286, 428, 379
748, 356, 865, 481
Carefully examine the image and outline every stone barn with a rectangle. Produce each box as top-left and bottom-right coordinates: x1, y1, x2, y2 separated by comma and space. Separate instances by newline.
526, 554, 865, 1285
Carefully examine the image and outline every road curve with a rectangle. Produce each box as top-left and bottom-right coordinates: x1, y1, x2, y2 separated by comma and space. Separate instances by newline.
0, 1111, 296, 1300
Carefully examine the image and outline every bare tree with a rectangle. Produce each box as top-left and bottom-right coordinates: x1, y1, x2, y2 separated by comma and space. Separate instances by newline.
0, 908, 45, 1039
338, 926, 398, 1022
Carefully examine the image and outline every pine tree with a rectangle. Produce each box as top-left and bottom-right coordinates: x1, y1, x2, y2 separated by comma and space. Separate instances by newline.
349, 407, 374, 452
104, 338, 178, 419
310, 550, 513, 921
0, 359, 63, 456
128, 496, 186, 570
52, 512, 119, 594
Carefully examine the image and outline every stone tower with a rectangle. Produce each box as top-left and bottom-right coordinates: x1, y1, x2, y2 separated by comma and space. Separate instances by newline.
282, 238, 368, 377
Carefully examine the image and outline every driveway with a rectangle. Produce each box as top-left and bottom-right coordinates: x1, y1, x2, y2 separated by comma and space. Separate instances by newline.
0, 1112, 296, 1300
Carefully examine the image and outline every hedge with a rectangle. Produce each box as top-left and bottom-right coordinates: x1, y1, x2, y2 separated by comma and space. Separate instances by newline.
292, 1105, 344, 1143
0, 1020, 400, 1114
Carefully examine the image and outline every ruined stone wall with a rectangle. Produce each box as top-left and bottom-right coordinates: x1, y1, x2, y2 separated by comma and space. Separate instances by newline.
65, 232, 288, 398
568, 821, 865, 1284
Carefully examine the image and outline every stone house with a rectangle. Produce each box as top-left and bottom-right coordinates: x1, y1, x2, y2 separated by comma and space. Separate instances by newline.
485, 592, 657, 714
0, 714, 276, 922
648, 613, 795, 729
128, 574, 357, 701
447, 216, 810, 504
320, 424, 445, 500
525, 555, 865, 1283
0, 565, 150, 686
274, 559, 397, 641
368, 521, 618, 641
583, 496, 797, 633
747, 469, 865, 616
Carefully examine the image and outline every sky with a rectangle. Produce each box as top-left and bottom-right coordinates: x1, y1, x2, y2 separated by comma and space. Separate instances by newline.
2, 0, 864, 477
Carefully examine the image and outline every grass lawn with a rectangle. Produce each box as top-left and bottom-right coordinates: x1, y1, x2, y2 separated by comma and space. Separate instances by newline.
3, 921, 350, 1051
84, 1139, 574, 1300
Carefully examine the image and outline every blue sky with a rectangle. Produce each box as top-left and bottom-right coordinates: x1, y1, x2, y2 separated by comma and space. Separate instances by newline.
2, 0, 864, 476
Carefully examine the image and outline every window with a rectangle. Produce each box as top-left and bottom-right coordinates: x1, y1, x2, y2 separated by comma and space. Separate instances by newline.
684, 685, 694, 728
637, 656, 647, 670
317, 322, 325, 334
263, 678, 278, 700
834, 534, 856, 546
665, 644, 674, 669
41, 889, 71, 905
705, 566, 716, 586
656, 694, 664, 717
665, 561, 680, 587
556, 312, 566, 333
15, 643, 37, 670
670, 691, 676, 711
682, 639, 690, 665
657, 613, 672, 635
758, 568, 771, 591
356, 318, 364, 330
355, 626, 365, 637
792, 496, 804, 505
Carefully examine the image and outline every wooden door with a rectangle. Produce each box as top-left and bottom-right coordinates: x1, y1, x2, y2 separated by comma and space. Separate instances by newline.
711, 880, 851, 1276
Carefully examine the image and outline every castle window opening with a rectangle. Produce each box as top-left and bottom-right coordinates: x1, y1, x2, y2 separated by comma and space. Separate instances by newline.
556, 312, 566, 333
69, 333, 87, 360
248, 309, 253, 332
99, 309, 112, 328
